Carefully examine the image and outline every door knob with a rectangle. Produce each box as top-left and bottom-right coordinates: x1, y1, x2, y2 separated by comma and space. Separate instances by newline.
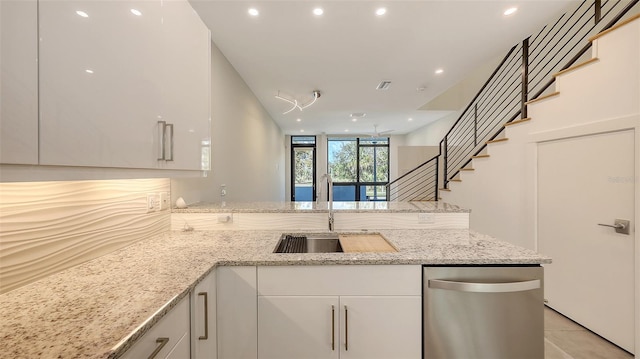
597, 219, 630, 235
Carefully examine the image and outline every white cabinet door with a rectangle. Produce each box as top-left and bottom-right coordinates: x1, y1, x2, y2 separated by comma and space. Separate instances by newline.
38, 0, 209, 170
339, 296, 421, 359
159, 0, 210, 171
258, 296, 340, 359
120, 296, 190, 359
0, 0, 38, 164
192, 269, 217, 359
217, 266, 257, 359
38, 0, 164, 169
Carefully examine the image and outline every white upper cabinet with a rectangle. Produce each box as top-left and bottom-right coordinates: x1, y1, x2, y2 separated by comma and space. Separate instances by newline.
37, 0, 210, 170
159, 0, 211, 171
0, 0, 39, 165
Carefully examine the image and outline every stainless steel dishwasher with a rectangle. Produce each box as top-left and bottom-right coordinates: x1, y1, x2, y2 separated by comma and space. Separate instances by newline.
423, 266, 544, 359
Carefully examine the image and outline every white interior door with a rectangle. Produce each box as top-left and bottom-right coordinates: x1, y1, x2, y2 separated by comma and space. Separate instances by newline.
538, 129, 635, 353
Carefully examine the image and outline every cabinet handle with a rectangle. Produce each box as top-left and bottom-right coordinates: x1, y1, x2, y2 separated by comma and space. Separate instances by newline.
331, 305, 335, 351
344, 305, 348, 351
148, 337, 169, 359
165, 123, 174, 161
198, 292, 208, 340
157, 121, 166, 160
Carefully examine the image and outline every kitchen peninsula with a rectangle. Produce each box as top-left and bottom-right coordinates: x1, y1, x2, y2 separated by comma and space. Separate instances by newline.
0, 202, 550, 359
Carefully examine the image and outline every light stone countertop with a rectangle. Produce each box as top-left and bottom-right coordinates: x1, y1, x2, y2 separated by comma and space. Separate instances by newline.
173, 201, 471, 213
0, 229, 550, 359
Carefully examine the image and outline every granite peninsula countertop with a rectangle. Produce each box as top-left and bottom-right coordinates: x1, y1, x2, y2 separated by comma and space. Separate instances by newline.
0, 229, 549, 359
173, 201, 470, 213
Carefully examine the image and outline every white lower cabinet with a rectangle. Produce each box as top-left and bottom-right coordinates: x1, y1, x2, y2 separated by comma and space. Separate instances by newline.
191, 269, 217, 359
258, 295, 421, 359
338, 296, 421, 359
258, 296, 340, 359
216, 266, 258, 359
256, 265, 422, 359
120, 295, 190, 359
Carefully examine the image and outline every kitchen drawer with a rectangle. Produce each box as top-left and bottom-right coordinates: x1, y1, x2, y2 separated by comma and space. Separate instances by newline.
257, 265, 421, 296
119, 296, 190, 359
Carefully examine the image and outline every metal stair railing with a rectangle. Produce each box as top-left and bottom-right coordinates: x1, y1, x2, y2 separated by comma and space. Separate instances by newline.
442, 0, 638, 190
386, 155, 438, 201
386, 0, 638, 202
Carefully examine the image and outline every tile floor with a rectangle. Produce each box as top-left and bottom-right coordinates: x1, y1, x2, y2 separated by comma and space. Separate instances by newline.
544, 306, 633, 359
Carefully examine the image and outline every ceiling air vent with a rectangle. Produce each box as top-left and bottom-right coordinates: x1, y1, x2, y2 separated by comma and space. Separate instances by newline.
376, 81, 391, 90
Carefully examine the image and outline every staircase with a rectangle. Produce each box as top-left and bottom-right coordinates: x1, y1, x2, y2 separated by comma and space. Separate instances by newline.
386, 0, 639, 202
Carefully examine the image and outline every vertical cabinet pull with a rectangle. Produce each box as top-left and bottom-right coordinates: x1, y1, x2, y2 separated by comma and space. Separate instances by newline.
331, 305, 335, 350
157, 121, 166, 160
148, 337, 169, 359
198, 292, 208, 340
157, 121, 174, 161
165, 123, 174, 161
344, 305, 348, 351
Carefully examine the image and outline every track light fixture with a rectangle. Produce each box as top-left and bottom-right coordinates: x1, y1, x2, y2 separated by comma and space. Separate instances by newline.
275, 90, 321, 114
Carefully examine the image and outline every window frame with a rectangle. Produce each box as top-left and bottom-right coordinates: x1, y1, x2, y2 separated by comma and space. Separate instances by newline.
291, 136, 317, 202
326, 137, 389, 201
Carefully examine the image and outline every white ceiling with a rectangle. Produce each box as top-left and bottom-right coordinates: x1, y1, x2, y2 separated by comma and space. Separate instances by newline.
190, 0, 579, 136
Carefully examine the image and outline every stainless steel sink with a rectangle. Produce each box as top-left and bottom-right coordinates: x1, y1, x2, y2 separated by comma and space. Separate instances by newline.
273, 233, 343, 253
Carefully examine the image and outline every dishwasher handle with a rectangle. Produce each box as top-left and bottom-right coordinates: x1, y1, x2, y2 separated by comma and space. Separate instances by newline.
428, 279, 540, 293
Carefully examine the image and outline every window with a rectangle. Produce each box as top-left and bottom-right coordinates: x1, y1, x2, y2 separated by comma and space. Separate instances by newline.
291, 136, 316, 201
327, 137, 389, 201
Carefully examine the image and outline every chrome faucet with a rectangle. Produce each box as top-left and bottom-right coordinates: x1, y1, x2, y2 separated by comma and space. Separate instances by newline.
318, 173, 334, 231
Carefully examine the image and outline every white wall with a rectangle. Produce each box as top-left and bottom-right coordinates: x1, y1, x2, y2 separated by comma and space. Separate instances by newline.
405, 112, 457, 147
171, 41, 285, 204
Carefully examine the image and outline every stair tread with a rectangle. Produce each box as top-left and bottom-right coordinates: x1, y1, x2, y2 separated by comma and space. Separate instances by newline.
460, 168, 474, 171
525, 92, 560, 105
472, 154, 490, 159
450, 179, 462, 182
553, 58, 599, 78
504, 117, 532, 127
439, 188, 451, 192
486, 137, 509, 144
589, 13, 640, 41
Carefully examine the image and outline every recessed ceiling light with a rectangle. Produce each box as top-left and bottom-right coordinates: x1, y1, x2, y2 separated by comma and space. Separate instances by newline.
408, 118, 413, 122
345, 129, 349, 132
248, 8, 259, 16
504, 7, 517, 16
352, 118, 358, 122
313, 8, 324, 16
300, 129, 305, 133
130, 9, 142, 16
435, 68, 444, 75
375, 8, 387, 16
296, 118, 302, 122
85, 69, 94, 74
76, 10, 89, 18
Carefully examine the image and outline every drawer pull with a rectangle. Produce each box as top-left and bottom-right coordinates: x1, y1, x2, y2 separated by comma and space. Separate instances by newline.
198, 292, 209, 340
148, 337, 169, 359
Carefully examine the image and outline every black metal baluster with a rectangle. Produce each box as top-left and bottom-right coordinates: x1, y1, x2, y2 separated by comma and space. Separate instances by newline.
521, 37, 529, 119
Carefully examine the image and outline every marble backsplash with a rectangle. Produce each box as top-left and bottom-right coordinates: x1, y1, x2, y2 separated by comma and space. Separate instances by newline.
0, 178, 170, 294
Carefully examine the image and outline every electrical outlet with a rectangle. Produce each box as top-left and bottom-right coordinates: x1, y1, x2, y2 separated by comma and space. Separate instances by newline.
159, 192, 170, 211
147, 193, 159, 213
